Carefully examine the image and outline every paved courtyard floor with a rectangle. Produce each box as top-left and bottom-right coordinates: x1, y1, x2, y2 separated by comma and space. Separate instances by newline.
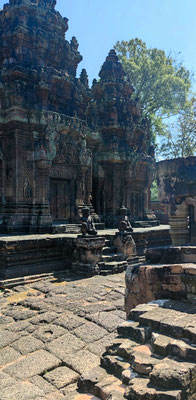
0, 272, 126, 399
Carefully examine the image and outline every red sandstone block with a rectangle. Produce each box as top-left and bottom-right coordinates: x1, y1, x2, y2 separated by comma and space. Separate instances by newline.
161, 283, 185, 292
163, 265, 183, 274
183, 266, 196, 275
133, 345, 152, 355
161, 275, 183, 284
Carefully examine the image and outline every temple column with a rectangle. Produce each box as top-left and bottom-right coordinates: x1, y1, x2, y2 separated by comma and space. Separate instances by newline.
35, 158, 52, 229
169, 200, 189, 245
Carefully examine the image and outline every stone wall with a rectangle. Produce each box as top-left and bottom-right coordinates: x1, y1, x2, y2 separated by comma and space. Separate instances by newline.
125, 262, 196, 318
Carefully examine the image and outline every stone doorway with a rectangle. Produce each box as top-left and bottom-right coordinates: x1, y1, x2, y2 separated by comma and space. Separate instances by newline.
50, 179, 72, 222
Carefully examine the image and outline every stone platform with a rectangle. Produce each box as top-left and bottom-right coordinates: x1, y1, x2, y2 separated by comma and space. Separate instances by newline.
0, 269, 195, 399
0, 271, 126, 400
0, 225, 170, 283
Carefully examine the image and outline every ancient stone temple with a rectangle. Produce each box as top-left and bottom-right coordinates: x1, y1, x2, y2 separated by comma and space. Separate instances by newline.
0, 0, 155, 233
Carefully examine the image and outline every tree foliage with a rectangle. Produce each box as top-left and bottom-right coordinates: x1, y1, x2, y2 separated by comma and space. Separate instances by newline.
159, 98, 196, 158
151, 180, 159, 201
114, 38, 193, 143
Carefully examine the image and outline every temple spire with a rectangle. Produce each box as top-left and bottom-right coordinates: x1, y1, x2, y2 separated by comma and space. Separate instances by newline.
99, 49, 125, 82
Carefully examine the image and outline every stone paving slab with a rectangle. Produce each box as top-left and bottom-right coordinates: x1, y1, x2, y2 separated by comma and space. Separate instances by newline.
54, 313, 85, 331
73, 322, 108, 344
3, 349, 62, 379
46, 333, 85, 360
44, 366, 79, 389
32, 323, 67, 343
0, 346, 21, 366
0, 271, 126, 399
63, 349, 100, 375
0, 330, 20, 348
0, 370, 18, 389
0, 382, 45, 400
86, 311, 125, 332
12, 335, 44, 354
30, 375, 57, 394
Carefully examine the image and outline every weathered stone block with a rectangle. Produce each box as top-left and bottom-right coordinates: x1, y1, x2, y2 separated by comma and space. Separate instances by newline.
44, 366, 79, 389
3, 349, 61, 379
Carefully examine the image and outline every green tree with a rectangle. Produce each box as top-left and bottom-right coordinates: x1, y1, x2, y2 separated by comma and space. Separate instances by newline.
151, 180, 159, 201
114, 38, 192, 142
159, 98, 196, 158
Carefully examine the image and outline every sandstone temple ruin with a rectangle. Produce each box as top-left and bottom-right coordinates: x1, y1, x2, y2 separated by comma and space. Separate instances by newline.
0, 2, 196, 400
0, 0, 155, 233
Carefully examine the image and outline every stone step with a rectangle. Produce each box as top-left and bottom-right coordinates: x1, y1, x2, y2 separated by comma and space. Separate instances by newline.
153, 332, 196, 362
149, 357, 196, 391
78, 366, 126, 400
99, 264, 127, 275
79, 300, 196, 400
106, 338, 139, 360
125, 377, 182, 400
79, 364, 182, 400
102, 254, 126, 262
130, 351, 162, 376
0, 271, 66, 288
138, 307, 196, 343
98, 261, 128, 272
128, 301, 196, 343
117, 321, 151, 344
100, 269, 118, 276
101, 354, 130, 380
127, 256, 145, 264
106, 340, 161, 377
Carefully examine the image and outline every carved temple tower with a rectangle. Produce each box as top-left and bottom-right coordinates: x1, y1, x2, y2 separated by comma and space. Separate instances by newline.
91, 50, 155, 226
0, 0, 92, 232
0, 1, 155, 232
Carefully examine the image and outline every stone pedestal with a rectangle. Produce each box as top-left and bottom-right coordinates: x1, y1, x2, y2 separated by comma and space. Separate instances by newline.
113, 232, 136, 259
72, 236, 105, 276
169, 201, 189, 246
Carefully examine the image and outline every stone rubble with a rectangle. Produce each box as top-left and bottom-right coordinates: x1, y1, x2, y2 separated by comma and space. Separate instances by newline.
79, 300, 196, 400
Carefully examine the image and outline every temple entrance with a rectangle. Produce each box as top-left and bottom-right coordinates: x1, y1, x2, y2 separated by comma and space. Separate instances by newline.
50, 179, 72, 222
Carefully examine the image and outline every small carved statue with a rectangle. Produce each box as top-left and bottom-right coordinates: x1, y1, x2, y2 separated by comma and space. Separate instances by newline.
81, 207, 97, 236
119, 206, 133, 233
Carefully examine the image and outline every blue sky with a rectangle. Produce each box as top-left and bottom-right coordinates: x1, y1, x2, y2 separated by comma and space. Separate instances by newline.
0, 0, 195, 89
56, 0, 196, 89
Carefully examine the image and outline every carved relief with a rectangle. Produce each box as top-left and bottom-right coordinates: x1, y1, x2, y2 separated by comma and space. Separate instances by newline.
23, 178, 32, 199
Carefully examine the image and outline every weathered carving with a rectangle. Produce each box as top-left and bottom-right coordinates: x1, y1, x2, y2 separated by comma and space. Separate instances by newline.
119, 206, 133, 232
80, 207, 97, 236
